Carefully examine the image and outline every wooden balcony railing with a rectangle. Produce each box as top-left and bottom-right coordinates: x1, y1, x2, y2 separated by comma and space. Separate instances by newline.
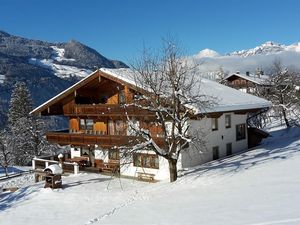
64, 104, 154, 117
46, 132, 165, 149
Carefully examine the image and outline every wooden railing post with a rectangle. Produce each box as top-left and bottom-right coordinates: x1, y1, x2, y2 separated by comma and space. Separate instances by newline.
32, 157, 36, 170
74, 163, 79, 175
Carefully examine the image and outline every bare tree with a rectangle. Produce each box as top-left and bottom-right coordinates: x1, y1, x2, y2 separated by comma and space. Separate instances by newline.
121, 40, 214, 182
258, 60, 300, 127
216, 66, 228, 84
0, 130, 13, 177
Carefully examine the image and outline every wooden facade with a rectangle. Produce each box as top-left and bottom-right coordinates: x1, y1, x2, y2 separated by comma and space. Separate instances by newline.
29, 70, 163, 151
46, 132, 165, 148
224, 73, 270, 94
31, 69, 272, 180
226, 75, 256, 91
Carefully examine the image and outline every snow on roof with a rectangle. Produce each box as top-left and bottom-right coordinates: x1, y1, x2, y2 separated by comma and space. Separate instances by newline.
31, 68, 271, 115
225, 72, 269, 85
100, 68, 272, 113
198, 79, 271, 113
44, 164, 63, 175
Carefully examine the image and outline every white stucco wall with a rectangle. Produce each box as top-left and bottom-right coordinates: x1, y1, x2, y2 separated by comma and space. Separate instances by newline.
181, 113, 248, 168
71, 147, 81, 158
70, 112, 249, 180
95, 148, 109, 162
120, 150, 170, 180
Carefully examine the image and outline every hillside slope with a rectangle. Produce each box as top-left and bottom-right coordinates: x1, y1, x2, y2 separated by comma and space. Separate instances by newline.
0, 126, 300, 225
0, 31, 128, 127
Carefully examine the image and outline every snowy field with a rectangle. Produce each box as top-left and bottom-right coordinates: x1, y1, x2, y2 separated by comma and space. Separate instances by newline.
0, 127, 300, 225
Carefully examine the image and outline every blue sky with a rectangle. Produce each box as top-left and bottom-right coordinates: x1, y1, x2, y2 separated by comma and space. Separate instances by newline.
1, 0, 300, 64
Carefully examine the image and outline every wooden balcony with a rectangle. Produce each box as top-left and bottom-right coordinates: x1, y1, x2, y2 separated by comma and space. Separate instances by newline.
46, 132, 165, 149
64, 104, 154, 117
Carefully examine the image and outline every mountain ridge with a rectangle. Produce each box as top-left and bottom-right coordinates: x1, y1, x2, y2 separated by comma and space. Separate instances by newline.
195, 41, 300, 58
190, 41, 300, 80
0, 30, 128, 127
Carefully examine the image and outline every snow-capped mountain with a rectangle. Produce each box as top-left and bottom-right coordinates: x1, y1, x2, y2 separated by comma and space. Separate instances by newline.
228, 41, 300, 57
228, 41, 285, 57
190, 41, 300, 80
193, 48, 220, 58
0, 30, 128, 127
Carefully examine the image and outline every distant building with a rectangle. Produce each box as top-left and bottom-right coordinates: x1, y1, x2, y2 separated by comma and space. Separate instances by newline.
223, 70, 270, 93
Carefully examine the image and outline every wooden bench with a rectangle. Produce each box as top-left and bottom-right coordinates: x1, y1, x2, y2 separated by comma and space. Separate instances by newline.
65, 156, 90, 168
94, 159, 104, 169
95, 159, 120, 173
137, 172, 155, 181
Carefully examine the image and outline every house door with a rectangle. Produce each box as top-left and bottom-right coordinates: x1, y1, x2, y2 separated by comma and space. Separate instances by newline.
226, 143, 232, 156
213, 146, 219, 160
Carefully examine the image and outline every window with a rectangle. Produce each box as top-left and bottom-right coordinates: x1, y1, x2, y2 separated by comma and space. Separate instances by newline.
225, 114, 231, 128
236, 124, 246, 141
133, 153, 159, 169
109, 150, 120, 160
133, 154, 142, 167
80, 119, 94, 130
212, 118, 218, 131
108, 120, 115, 135
115, 120, 127, 135
80, 119, 85, 130
119, 90, 126, 104
86, 119, 94, 130
226, 143, 232, 156
212, 146, 219, 160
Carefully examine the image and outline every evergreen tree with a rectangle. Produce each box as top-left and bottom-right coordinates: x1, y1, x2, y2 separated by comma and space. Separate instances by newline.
7, 82, 33, 165
7, 82, 56, 165
8, 82, 32, 126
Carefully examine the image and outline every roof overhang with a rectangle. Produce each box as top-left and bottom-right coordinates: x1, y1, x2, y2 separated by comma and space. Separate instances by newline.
30, 69, 143, 116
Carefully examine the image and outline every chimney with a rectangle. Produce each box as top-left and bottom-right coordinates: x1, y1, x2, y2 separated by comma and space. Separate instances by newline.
236, 71, 240, 74
246, 71, 250, 76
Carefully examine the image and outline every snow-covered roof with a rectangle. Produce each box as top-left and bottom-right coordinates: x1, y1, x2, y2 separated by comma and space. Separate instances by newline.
225, 72, 269, 85
198, 79, 271, 113
31, 68, 271, 115
101, 68, 272, 114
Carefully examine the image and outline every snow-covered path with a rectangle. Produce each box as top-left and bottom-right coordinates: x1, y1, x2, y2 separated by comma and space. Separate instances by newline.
0, 127, 300, 225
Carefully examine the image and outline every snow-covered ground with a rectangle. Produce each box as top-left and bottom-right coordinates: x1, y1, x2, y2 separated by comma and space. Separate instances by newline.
28, 57, 91, 78
0, 126, 300, 225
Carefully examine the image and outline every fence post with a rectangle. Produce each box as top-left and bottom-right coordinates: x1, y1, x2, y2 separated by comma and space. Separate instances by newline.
58, 153, 64, 173
74, 163, 79, 175
45, 161, 49, 168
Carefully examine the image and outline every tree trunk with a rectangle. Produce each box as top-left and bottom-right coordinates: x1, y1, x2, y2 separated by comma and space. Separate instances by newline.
282, 107, 290, 127
4, 166, 8, 177
168, 158, 178, 182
